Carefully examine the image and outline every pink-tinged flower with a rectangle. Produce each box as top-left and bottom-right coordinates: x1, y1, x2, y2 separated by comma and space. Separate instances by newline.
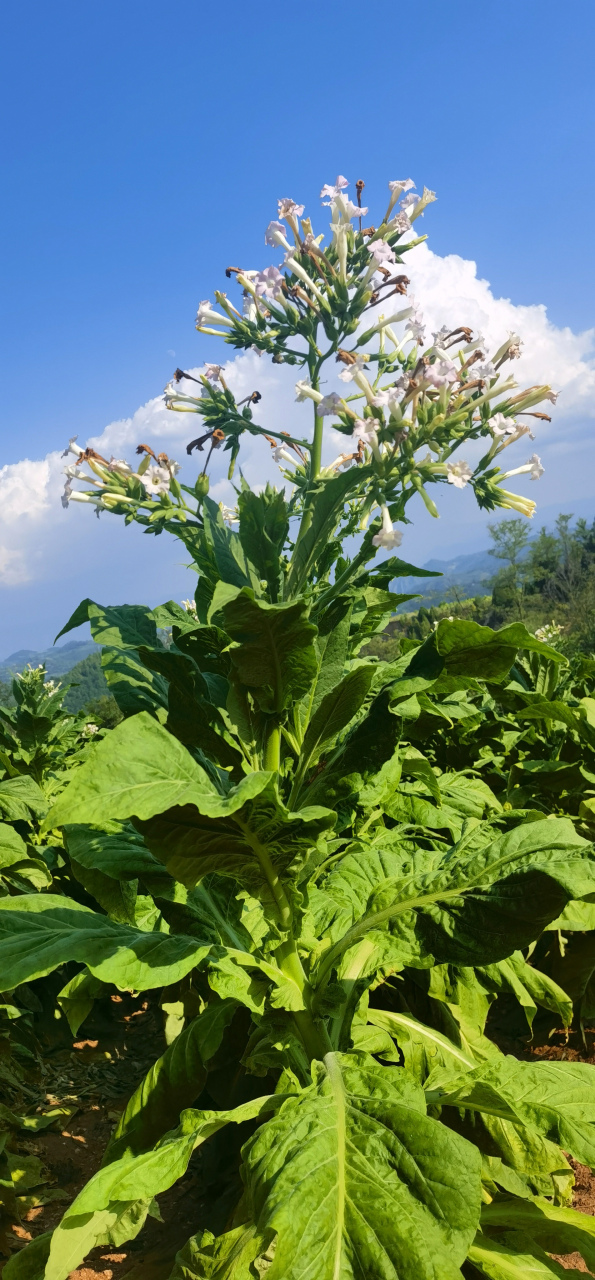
254, 267, 285, 300
425, 360, 458, 388
278, 198, 305, 220
318, 393, 344, 417
368, 240, 396, 266
446, 460, 473, 489
405, 318, 426, 344
320, 175, 349, 199
390, 212, 413, 234
265, 221, 291, 249
371, 386, 403, 412
352, 418, 377, 444
202, 363, 225, 382
401, 192, 418, 212
372, 505, 403, 549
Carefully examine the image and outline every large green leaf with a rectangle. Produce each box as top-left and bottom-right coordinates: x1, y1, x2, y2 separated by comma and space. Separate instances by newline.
203, 495, 260, 592
44, 712, 270, 830
242, 1052, 482, 1280
300, 687, 401, 812
105, 1000, 238, 1161
222, 590, 318, 715
0, 895, 210, 989
138, 779, 335, 899
467, 1230, 576, 1278
55, 599, 161, 649
237, 483, 289, 603
429, 1056, 595, 1169
169, 1225, 272, 1280
314, 818, 595, 982
101, 646, 169, 717
401, 620, 564, 690
0, 775, 47, 822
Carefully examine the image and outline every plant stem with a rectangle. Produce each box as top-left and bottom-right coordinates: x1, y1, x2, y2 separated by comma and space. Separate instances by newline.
310, 410, 324, 480
264, 723, 281, 772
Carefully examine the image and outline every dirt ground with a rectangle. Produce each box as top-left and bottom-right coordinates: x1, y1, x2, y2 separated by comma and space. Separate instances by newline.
3, 999, 595, 1277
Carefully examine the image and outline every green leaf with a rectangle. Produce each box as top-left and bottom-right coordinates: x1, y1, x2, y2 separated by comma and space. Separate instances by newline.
139, 778, 334, 898
287, 469, 366, 595
367, 1007, 478, 1076
310, 595, 353, 714
56, 599, 160, 649
44, 712, 269, 830
222, 590, 318, 715
0, 822, 28, 867
105, 1000, 237, 1161
101, 647, 169, 717
57, 969, 105, 1035
203, 496, 260, 592
300, 664, 375, 765
169, 1225, 271, 1280
2, 1229, 52, 1279
430, 1056, 595, 1168
0, 775, 47, 822
0, 895, 210, 989
315, 818, 595, 979
468, 1230, 575, 1278
237, 484, 289, 603
70, 854, 138, 924
45, 1095, 279, 1280
481, 1195, 595, 1272
242, 1052, 482, 1280
301, 687, 401, 813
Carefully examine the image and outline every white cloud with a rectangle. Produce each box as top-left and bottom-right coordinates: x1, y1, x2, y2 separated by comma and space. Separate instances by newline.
1, 242, 594, 602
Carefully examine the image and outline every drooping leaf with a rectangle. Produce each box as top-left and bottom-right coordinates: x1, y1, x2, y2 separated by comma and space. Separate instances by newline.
0, 776, 47, 822
101, 647, 169, 717
481, 1195, 595, 1272
0, 895, 211, 990
57, 969, 106, 1035
468, 1230, 576, 1278
55, 599, 161, 649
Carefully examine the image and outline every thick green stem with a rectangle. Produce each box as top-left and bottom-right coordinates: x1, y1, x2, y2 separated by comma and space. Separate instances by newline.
310, 410, 324, 481
264, 723, 281, 772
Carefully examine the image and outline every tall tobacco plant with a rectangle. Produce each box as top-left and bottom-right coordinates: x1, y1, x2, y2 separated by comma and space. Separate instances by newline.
4, 175, 595, 1280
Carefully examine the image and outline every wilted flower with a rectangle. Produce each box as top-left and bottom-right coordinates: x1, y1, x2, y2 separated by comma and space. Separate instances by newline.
446, 460, 473, 489
254, 267, 285, 301
372, 505, 403, 549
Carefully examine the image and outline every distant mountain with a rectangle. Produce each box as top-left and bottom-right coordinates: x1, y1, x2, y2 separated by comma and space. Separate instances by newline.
0, 639, 98, 685
396, 546, 503, 609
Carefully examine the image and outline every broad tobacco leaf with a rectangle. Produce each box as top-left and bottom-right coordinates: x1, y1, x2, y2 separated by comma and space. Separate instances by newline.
222, 590, 318, 715
0, 895, 210, 990
242, 1052, 482, 1280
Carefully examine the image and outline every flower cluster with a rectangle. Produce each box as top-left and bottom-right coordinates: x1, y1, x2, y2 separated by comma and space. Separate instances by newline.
59, 172, 558, 569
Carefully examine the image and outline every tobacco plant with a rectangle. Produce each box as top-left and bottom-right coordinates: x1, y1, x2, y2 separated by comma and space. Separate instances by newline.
4, 175, 595, 1280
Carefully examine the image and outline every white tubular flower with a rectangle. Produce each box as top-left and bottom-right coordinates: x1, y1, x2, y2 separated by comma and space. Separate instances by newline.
283, 252, 328, 306
68, 491, 102, 506
143, 464, 171, 497
446, 460, 473, 489
337, 354, 369, 383
373, 306, 415, 333
474, 360, 498, 382
372, 505, 403, 549
320, 175, 349, 199
63, 463, 86, 480
371, 386, 403, 417
409, 186, 437, 220
368, 240, 396, 266
61, 479, 72, 509
273, 445, 297, 467
295, 378, 323, 404
489, 413, 517, 436
61, 435, 80, 459
353, 419, 382, 460
385, 178, 415, 219
265, 220, 292, 250
318, 392, 344, 417
403, 318, 426, 345
546, 390, 559, 404
243, 294, 258, 322
330, 193, 368, 220
432, 326, 451, 347
203, 363, 225, 382
424, 360, 458, 388
182, 598, 198, 617
325, 452, 355, 472
196, 300, 233, 329
462, 332, 486, 354
254, 266, 285, 301
502, 453, 545, 482
108, 457, 133, 475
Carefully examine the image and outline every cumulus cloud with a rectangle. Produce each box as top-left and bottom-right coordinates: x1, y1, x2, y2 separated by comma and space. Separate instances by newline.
1, 240, 594, 609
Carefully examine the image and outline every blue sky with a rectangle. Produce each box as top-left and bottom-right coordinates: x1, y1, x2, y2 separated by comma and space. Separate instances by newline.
1, 0, 594, 655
